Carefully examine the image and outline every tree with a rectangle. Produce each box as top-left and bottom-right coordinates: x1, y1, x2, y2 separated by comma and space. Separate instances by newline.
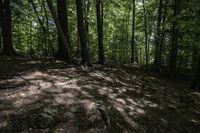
192, 48, 199, 70
83, 0, 90, 35
169, 0, 182, 77
159, 0, 168, 66
131, 0, 136, 63
30, 0, 47, 57
0, 0, 198, 77
0, 0, 3, 51
143, 0, 148, 71
75, 0, 89, 64
96, 0, 105, 64
1, 0, 16, 55
56, 0, 71, 60
42, 0, 54, 56
154, 0, 163, 69
46, 0, 72, 63
191, 54, 200, 91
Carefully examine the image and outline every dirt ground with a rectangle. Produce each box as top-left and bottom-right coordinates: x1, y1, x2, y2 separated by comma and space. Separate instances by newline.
0, 57, 200, 133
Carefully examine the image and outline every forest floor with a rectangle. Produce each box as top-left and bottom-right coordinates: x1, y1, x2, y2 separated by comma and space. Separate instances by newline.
0, 57, 200, 133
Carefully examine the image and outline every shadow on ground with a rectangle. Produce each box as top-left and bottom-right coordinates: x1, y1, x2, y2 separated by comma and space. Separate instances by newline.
0, 57, 200, 133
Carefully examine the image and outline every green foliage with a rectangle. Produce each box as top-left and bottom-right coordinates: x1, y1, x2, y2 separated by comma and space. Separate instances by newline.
2, 0, 199, 68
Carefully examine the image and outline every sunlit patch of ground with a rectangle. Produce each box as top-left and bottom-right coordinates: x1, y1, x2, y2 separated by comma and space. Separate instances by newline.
0, 57, 200, 133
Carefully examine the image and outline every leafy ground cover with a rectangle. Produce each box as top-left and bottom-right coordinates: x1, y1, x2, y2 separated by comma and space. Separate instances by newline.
0, 57, 200, 133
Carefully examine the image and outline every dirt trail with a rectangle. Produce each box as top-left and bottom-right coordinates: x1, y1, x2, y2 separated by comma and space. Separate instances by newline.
0, 57, 200, 133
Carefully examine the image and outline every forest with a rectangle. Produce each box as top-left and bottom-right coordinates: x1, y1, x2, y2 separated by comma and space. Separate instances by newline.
0, 0, 200, 132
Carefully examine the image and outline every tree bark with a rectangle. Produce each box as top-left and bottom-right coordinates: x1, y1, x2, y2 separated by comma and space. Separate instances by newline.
46, 0, 72, 63
154, 0, 163, 69
143, 0, 148, 71
2, 0, 15, 55
169, 0, 182, 77
75, 0, 89, 64
96, 0, 105, 65
191, 54, 200, 91
30, 0, 45, 56
0, 0, 3, 51
30, 0, 45, 31
84, 0, 90, 34
56, 0, 71, 59
42, 0, 54, 56
159, 1, 168, 66
28, 21, 32, 57
192, 48, 199, 70
131, 0, 136, 63
83, 0, 90, 58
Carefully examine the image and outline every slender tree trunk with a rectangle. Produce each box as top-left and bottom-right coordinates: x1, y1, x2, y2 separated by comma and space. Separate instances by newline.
46, 0, 72, 63
139, 48, 142, 64
192, 48, 199, 70
84, 0, 90, 57
154, 0, 163, 69
142, 0, 148, 71
56, 0, 71, 59
17, 23, 21, 50
40, 0, 48, 58
30, 0, 46, 32
40, 2, 47, 57
159, 1, 168, 67
29, 21, 32, 57
30, 0, 45, 56
2, 0, 15, 55
0, 29, 1, 53
75, 0, 89, 64
96, 0, 105, 64
131, 0, 136, 63
169, 0, 182, 77
0, 0, 3, 52
191, 54, 200, 91
42, 0, 54, 56
125, 8, 131, 63
84, 0, 90, 35
76, 30, 80, 57
31, 0, 55, 57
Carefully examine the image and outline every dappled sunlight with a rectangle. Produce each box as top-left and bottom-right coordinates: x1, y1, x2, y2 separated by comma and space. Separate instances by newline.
0, 58, 200, 132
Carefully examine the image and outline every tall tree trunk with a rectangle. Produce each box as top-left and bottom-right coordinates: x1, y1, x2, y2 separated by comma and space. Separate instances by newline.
31, 0, 54, 57
0, 0, 3, 52
2, 0, 15, 55
154, 0, 163, 69
46, 0, 72, 63
96, 0, 105, 64
84, 0, 90, 57
125, 8, 131, 63
191, 54, 200, 91
159, 1, 168, 66
30, 0, 45, 31
56, 0, 71, 59
75, 0, 89, 64
17, 23, 21, 51
41, 0, 48, 58
169, 0, 182, 77
30, 0, 45, 56
139, 48, 142, 64
192, 48, 199, 70
28, 21, 32, 57
142, 0, 148, 71
40, 2, 47, 57
42, 0, 54, 56
84, 0, 90, 34
0, 28, 1, 52
131, 0, 136, 63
